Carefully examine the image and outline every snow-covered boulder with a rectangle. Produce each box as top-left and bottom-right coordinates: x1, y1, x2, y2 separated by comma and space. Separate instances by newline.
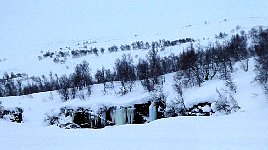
0, 105, 23, 123
185, 102, 213, 116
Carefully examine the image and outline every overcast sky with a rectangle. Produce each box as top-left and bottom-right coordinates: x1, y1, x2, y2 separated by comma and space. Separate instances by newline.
0, 0, 267, 48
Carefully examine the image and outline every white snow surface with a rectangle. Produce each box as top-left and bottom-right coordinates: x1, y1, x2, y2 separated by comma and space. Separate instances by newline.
0, 0, 268, 149
1, 58, 268, 150
0, 109, 268, 150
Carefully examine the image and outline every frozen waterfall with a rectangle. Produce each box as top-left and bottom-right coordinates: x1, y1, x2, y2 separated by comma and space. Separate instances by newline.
110, 108, 116, 123
115, 107, 127, 125
127, 108, 134, 124
101, 110, 106, 126
149, 102, 157, 122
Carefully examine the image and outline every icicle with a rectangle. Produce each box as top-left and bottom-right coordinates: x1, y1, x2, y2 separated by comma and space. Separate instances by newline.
127, 107, 134, 124
149, 102, 157, 122
115, 106, 126, 125
110, 108, 116, 124
88, 113, 92, 128
94, 115, 98, 127
101, 110, 106, 126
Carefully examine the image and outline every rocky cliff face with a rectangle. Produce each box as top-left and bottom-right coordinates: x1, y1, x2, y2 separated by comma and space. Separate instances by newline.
45, 97, 167, 129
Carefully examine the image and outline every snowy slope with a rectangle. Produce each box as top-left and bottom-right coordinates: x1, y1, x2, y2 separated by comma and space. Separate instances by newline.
0, 58, 266, 123
0, 0, 268, 150
1, 58, 268, 150
0, 0, 268, 76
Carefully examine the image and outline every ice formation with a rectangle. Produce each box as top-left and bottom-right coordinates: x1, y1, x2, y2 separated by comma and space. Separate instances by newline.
115, 106, 127, 125
110, 108, 116, 123
127, 108, 134, 124
101, 110, 106, 126
149, 102, 157, 122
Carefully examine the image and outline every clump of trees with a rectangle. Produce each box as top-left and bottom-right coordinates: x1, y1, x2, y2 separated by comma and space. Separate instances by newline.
137, 46, 164, 93
0, 61, 93, 102
39, 38, 194, 64
214, 89, 240, 115
2, 27, 268, 102
144, 46, 164, 92
57, 61, 93, 101
114, 54, 136, 95
166, 74, 186, 117
250, 27, 268, 97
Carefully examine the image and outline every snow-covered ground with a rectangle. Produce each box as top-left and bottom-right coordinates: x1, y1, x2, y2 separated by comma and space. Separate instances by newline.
1, 109, 268, 150
0, 0, 268, 149
1, 58, 268, 150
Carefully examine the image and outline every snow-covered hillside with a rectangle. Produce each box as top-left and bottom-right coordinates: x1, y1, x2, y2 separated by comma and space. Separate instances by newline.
1, 58, 268, 150
0, 0, 268, 76
0, 0, 268, 150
